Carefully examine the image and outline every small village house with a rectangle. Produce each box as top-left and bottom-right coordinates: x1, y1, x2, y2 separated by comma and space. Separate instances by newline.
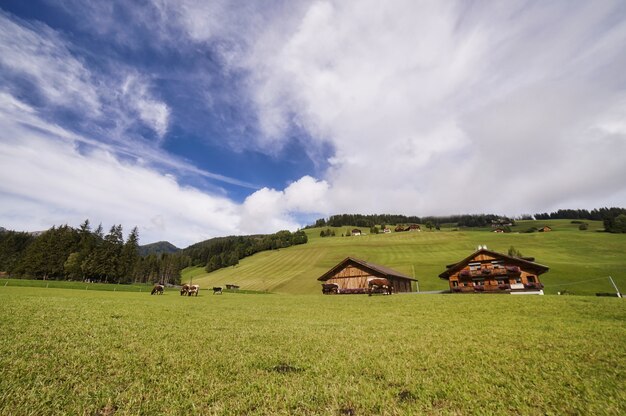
439, 247, 549, 294
318, 257, 418, 294
351, 229, 362, 236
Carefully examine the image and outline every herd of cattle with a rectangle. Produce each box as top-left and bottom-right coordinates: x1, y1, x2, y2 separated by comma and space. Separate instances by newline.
150, 283, 224, 296
151, 277, 393, 296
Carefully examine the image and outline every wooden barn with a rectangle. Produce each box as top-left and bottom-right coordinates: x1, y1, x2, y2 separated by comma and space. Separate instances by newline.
439, 248, 549, 294
318, 257, 418, 294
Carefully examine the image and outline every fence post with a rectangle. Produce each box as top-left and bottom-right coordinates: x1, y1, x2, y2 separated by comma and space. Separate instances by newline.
608, 276, 622, 298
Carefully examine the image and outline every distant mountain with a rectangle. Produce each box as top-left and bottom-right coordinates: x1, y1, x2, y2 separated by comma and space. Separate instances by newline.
138, 241, 180, 256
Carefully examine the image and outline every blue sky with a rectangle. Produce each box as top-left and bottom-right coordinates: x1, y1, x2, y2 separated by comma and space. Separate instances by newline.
1, 0, 626, 247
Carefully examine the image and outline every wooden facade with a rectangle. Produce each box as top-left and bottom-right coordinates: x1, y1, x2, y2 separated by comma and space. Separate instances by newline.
439, 248, 549, 294
318, 257, 417, 294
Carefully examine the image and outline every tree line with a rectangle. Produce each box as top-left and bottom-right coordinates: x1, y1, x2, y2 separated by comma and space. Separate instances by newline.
310, 208, 626, 233
533, 207, 626, 233
182, 230, 308, 273
310, 214, 513, 228
0, 220, 190, 284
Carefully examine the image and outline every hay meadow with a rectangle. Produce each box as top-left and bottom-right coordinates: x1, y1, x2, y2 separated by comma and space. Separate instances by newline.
185, 220, 626, 296
1, 286, 624, 415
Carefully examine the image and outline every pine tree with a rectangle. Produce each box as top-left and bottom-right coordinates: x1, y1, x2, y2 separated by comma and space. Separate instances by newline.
119, 227, 139, 283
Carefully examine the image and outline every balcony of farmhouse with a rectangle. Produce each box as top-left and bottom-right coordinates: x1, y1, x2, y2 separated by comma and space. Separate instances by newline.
459, 265, 521, 279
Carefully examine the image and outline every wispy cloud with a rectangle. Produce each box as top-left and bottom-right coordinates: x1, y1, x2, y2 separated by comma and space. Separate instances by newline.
120, 73, 171, 139
0, 93, 261, 246
0, 11, 101, 115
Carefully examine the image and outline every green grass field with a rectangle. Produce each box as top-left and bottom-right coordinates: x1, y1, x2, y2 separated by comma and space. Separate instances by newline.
183, 220, 626, 296
0, 287, 624, 415
0, 279, 158, 293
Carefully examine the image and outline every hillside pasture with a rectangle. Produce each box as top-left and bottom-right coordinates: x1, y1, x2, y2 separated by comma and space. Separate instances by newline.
185, 220, 626, 296
0, 286, 624, 415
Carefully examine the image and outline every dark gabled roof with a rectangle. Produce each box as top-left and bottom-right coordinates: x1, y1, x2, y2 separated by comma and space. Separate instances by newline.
439, 249, 549, 279
318, 257, 418, 282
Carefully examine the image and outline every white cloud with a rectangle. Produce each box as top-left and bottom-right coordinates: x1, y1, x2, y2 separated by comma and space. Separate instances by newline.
0, 11, 172, 143
240, 0, 626, 215
0, 93, 242, 247
239, 176, 329, 234
0, 11, 101, 115
120, 74, 171, 139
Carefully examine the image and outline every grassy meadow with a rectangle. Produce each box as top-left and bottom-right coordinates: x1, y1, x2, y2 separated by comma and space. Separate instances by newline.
0, 279, 157, 293
1, 286, 625, 415
184, 220, 626, 296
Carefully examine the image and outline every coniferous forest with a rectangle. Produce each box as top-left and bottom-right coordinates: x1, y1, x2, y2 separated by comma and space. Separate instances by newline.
0, 221, 309, 283
0, 220, 190, 284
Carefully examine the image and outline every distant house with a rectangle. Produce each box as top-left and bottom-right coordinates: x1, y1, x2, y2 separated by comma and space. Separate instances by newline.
383, 227, 391, 233
538, 226, 552, 232
493, 228, 505, 233
318, 257, 418, 294
351, 229, 362, 236
394, 225, 406, 232
439, 248, 549, 295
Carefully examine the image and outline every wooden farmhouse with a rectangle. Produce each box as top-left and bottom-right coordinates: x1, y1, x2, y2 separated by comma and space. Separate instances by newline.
439, 248, 549, 294
351, 228, 362, 236
318, 257, 418, 294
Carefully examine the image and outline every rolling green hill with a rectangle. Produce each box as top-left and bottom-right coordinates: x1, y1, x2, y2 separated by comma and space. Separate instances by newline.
138, 240, 180, 256
182, 220, 626, 296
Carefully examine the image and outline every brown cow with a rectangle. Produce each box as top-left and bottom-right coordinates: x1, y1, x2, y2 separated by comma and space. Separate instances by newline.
151, 284, 164, 295
180, 284, 190, 296
367, 278, 393, 296
187, 284, 200, 296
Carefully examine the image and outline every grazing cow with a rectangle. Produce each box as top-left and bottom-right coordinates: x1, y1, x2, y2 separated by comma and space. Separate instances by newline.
151, 284, 164, 295
180, 284, 190, 296
188, 284, 200, 297
367, 278, 393, 296
212, 287, 223, 295
321, 283, 339, 294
